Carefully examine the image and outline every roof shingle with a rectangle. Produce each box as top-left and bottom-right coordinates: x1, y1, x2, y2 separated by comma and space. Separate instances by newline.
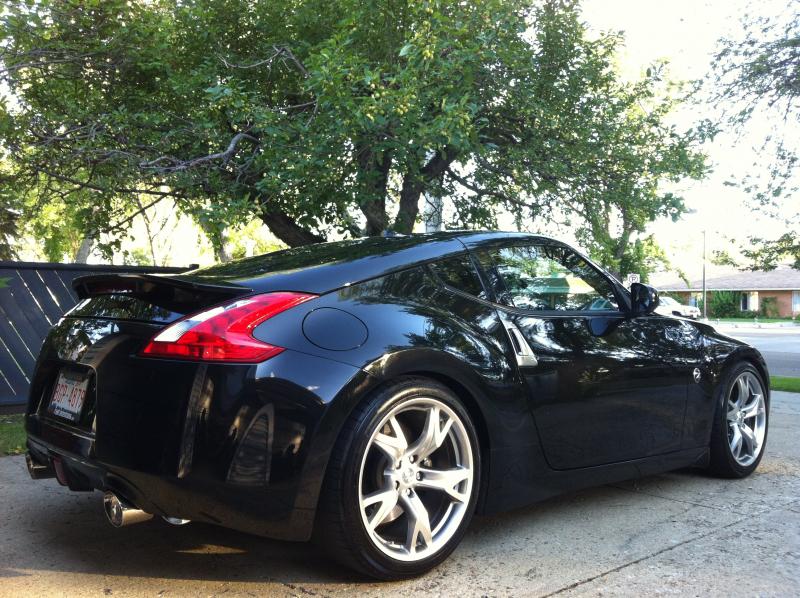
652, 264, 800, 292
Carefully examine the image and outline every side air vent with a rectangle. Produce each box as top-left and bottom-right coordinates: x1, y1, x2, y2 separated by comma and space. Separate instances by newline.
226, 405, 274, 486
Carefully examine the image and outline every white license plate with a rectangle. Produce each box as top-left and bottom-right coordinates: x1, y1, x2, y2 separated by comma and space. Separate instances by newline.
49, 371, 89, 422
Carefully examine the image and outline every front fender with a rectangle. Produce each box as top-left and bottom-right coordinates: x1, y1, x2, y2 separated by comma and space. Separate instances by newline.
683, 325, 770, 448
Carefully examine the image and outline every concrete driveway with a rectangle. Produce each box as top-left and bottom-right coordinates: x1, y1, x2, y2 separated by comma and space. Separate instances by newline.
1, 392, 799, 597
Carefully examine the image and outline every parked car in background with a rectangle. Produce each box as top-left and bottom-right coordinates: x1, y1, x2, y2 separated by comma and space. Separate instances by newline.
657, 295, 701, 319
24, 231, 768, 579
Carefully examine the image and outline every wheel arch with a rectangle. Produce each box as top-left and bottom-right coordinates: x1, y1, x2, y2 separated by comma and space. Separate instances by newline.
719, 347, 770, 396
390, 369, 493, 514
708, 347, 771, 432
299, 346, 519, 528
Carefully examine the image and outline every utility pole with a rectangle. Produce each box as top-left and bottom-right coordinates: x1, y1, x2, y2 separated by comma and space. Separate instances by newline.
702, 229, 707, 320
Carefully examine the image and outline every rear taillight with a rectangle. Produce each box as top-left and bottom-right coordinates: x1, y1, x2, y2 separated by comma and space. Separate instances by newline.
139, 292, 315, 363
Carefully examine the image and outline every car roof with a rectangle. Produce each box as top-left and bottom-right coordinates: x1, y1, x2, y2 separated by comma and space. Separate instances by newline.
178, 230, 544, 294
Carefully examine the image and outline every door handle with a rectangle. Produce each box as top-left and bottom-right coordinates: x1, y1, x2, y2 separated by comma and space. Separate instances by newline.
505, 324, 539, 368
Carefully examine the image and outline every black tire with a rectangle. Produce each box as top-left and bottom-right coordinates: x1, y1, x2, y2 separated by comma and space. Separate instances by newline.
708, 361, 769, 478
314, 376, 481, 580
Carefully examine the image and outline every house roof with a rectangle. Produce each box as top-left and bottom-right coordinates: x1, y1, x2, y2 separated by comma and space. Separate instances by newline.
652, 264, 800, 292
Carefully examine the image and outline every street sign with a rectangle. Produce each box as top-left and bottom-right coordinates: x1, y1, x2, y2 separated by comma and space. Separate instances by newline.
626, 273, 640, 286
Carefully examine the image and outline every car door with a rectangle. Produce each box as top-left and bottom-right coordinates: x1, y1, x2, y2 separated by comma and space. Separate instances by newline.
470, 240, 699, 470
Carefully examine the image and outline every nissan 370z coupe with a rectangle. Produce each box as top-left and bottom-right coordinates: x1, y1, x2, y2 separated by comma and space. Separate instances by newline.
25, 232, 770, 579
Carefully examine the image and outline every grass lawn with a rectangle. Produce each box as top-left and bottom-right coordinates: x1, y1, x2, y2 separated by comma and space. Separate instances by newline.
771, 376, 800, 393
0, 414, 26, 456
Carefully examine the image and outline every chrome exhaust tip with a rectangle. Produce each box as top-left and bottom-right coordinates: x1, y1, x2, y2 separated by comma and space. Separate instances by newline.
162, 516, 191, 526
103, 491, 154, 527
25, 452, 55, 480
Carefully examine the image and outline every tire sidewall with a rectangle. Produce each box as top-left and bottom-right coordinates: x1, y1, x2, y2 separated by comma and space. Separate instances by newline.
339, 378, 481, 579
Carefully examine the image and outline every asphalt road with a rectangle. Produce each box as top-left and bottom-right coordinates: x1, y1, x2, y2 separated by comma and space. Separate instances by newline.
1, 392, 798, 597
715, 326, 800, 377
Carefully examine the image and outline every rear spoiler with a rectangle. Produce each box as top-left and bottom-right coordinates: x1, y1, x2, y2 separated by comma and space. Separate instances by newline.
72, 273, 252, 313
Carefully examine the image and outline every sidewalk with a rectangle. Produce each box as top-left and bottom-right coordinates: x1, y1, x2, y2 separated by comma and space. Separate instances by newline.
709, 320, 799, 332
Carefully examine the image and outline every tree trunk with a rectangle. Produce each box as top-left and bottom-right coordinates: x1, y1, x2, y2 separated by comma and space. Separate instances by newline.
135, 196, 159, 266
73, 236, 94, 263
260, 209, 325, 247
394, 148, 456, 234
356, 144, 392, 235
395, 176, 424, 234
214, 229, 232, 263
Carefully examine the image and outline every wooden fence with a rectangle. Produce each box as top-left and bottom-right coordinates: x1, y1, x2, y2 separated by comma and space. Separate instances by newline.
0, 261, 194, 408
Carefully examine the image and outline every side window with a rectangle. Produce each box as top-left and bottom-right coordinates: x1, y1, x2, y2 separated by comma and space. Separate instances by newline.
429, 254, 487, 300
476, 244, 619, 312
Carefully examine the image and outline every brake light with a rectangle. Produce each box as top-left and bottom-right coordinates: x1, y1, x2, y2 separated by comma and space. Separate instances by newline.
139, 292, 315, 363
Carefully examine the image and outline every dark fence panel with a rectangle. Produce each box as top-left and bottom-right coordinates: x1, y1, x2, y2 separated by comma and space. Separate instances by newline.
0, 261, 193, 407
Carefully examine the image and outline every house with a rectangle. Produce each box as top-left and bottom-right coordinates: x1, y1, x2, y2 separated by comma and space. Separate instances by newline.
652, 264, 800, 318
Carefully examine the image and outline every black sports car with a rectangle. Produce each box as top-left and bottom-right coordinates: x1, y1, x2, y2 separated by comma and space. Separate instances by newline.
24, 231, 769, 579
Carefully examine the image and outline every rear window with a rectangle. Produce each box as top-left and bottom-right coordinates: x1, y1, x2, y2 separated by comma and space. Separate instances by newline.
429, 255, 487, 300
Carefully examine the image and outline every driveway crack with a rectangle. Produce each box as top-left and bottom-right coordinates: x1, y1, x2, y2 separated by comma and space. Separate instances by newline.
537, 515, 746, 598
540, 497, 800, 597
609, 483, 750, 516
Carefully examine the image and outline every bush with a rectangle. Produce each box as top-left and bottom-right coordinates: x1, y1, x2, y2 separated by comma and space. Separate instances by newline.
760, 296, 780, 318
707, 291, 741, 318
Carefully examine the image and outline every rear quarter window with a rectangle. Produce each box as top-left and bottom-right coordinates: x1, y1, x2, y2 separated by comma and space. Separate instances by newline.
429, 255, 487, 300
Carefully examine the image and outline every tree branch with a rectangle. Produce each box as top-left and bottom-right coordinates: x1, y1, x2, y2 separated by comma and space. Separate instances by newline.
139, 132, 259, 172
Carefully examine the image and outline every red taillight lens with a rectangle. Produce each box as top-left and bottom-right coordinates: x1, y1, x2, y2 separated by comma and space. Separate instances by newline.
139, 292, 315, 363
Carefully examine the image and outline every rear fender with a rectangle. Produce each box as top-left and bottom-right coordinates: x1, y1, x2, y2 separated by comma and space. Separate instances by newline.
296, 346, 538, 519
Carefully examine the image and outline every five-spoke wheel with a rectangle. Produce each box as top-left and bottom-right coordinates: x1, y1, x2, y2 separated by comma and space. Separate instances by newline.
725, 371, 766, 467
358, 398, 474, 561
315, 377, 479, 579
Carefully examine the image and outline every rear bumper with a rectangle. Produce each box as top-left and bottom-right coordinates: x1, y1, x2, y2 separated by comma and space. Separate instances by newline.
26, 435, 315, 540
25, 349, 374, 542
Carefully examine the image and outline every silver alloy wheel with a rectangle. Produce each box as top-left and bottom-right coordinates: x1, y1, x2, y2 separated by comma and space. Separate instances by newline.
358, 397, 474, 562
726, 371, 767, 467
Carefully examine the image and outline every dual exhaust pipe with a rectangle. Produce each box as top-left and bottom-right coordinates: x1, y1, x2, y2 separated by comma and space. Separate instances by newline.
103, 492, 190, 528
27, 453, 189, 528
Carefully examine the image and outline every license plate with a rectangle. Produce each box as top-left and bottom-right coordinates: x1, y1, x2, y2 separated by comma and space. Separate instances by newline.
48, 371, 89, 422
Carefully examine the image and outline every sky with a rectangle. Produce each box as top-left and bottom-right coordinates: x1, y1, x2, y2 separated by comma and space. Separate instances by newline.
580, 0, 795, 280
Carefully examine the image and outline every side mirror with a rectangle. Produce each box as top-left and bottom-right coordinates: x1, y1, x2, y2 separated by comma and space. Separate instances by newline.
630, 282, 660, 315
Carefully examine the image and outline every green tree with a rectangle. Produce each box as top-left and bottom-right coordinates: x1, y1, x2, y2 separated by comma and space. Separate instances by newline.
710, 5, 800, 268
0, 165, 20, 260
551, 62, 707, 279
1, 0, 704, 267
0, 204, 18, 261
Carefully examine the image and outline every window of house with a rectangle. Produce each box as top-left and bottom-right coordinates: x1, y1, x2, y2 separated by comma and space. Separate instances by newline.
475, 244, 619, 312
740, 293, 749, 311
793, 291, 800, 313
